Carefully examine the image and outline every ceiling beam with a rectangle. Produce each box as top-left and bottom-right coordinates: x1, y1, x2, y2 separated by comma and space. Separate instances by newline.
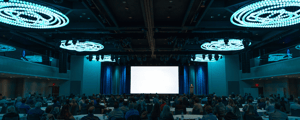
141, 0, 156, 58
98, 0, 119, 27
82, 0, 105, 28
181, 0, 195, 27
10, 32, 55, 49
195, 0, 214, 27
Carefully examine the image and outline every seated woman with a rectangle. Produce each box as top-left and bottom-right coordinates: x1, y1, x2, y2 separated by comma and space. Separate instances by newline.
243, 105, 262, 120
57, 105, 75, 120
202, 105, 217, 120
2, 106, 19, 120
42, 106, 55, 120
160, 105, 174, 120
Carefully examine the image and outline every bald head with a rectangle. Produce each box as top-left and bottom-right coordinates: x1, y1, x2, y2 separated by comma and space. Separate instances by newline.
88, 106, 95, 114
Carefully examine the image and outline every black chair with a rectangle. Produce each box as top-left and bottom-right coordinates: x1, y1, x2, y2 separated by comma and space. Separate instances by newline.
191, 109, 201, 114
291, 109, 300, 117
80, 107, 88, 114
18, 108, 27, 114
27, 114, 42, 120
146, 104, 153, 112
94, 108, 102, 114
2, 116, 19, 120
127, 115, 141, 120
71, 105, 78, 115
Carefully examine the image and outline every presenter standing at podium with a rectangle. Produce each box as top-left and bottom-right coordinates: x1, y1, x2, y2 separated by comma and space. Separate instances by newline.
190, 84, 194, 95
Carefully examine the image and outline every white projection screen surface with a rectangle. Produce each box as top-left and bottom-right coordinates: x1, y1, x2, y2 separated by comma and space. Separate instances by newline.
131, 66, 179, 94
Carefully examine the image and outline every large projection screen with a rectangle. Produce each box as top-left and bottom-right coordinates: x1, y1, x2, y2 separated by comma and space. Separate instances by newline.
131, 66, 179, 94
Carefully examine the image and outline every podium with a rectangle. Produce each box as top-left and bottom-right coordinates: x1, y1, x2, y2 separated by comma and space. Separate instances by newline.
190, 86, 194, 94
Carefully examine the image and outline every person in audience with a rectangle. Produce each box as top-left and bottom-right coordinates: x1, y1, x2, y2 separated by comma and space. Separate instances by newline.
14, 97, 22, 108
79, 96, 87, 111
192, 98, 203, 114
19, 98, 30, 113
247, 93, 253, 101
277, 94, 280, 100
214, 97, 226, 120
125, 103, 140, 119
86, 100, 95, 113
120, 101, 129, 114
92, 96, 97, 105
94, 98, 106, 114
266, 99, 276, 114
269, 103, 288, 120
175, 100, 187, 114
231, 92, 235, 98
243, 105, 261, 120
201, 96, 208, 104
0, 96, 8, 105
160, 105, 174, 120
119, 98, 124, 107
279, 98, 288, 113
232, 105, 242, 119
2, 106, 19, 120
290, 98, 300, 110
224, 105, 238, 120
108, 102, 124, 120
70, 99, 78, 115
57, 105, 75, 120
42, 106, 55, 120
160, 97, 167, 111
202, 105, 217, 120
258, 98, 266, 109
244, 93, 248, 100
51, 107, 60, 118
289, 95, 294, 101
81, 106, 100, 120
150, 103, 161, 120
0, 93, 2, 100
52, 99, 61, 109
108, 95, 116, 107
28, 102, 44, 117
243, 99, 258, 116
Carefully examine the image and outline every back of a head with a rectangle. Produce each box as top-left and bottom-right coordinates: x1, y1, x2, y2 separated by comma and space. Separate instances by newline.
88, 106, 95, 114
45, 106, 53, 113
205, 105, 213, 113
119, 98, 124, 103
248, 99, 253, 103
123, 101, 128, 106
217, 97, 222, 103
129, 103, 134, 109
7, 106, 15, 113
35, 102, 42, 108
247, 105, 254, 114
2, 96, 6, 99
113, 102, 119, 109
275, 103, 281, 109
21, 98, 26, 103
153, 103, 160, 112
194, 98, 199, 103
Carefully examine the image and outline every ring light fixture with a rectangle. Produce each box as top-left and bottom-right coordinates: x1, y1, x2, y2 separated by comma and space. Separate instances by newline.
231, 0, 300, 28
0, 0, 69, 29
296, 44, 300, 50
268, 53, 292, 62
192, 54, 223, 62
60, 40, 104, 52
87, 55, 119, 62
201, 39, 251, 51
0, 44, 16, 52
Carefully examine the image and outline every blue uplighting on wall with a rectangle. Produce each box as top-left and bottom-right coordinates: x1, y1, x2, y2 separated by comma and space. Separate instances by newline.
191, 54, 223, 62
60, 40, 104, 52
0, 0, 69, 29
87, 55, 119, 62
0, 44, 16, 52
231, 0, 300, 28
21, 55, 42, 62
201, 39, 250, 51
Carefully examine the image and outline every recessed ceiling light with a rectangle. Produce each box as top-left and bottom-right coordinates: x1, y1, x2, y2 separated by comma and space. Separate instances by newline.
123, 1, 126, 3
87, 18, 90, 19
129, 17, 132, 19
169, 1, 173, 3
167, 16, 170, 18
125, 7, 129, 10
211, 16, 214, 18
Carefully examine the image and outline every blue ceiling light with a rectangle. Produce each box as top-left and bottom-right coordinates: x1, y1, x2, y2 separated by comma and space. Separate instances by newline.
60, 40, 104, 52
231, 0, 300, 28
0, 0, 69, 29
201, 39, 250, 51
268, 53, 292, 62
21, 55, 42, 62
295, 44, 300, 50
87, 55, 119, 62
0, 44, 16, 52
191, 54, 223, 62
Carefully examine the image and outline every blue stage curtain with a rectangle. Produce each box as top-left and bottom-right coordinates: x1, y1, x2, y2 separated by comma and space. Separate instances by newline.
183, 66, 190, 94
101, 66, 129, 95
101, 66, 112, 94
195, 65, 208, 95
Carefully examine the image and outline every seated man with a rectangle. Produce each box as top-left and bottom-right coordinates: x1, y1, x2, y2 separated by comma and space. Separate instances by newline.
175, 100, 187, 114
120, 101, 129, 114
108, 102, 124, 120
81, 106, 100, 120
192, 98, 203, 114
125, 103, 139, 119
0, 96, 8, 106
269, 103, 288, 120
202, 105, 217, 120
28, 102, 44, 117
290, 98, 300, 110
15, 97, 22, 108
2, 106, 19, 120
19, 98, 31, 113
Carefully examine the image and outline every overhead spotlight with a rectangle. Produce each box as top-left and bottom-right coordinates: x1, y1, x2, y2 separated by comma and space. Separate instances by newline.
101, 55, 104, 60
202, 54, 206, 60
224, 38, 229, 45
96, 55, 100, 61
88, 55, 93, 61
215, 54, 219, 61
208, 54, 212, 61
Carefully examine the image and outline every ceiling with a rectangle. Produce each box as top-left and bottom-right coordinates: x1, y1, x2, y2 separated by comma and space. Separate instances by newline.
1, 0, 300, 65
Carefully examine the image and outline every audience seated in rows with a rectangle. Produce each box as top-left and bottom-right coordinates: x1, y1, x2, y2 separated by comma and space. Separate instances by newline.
2, 106, 20, 120
81, 106, 100, 120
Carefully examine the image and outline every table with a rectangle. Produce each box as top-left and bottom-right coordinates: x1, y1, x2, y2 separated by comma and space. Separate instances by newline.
48, 103, 53, 106
170, 108, 193, 113
262, 116, 300, 120
0, 114, 27, 120
239, 108, 266, 116
124, 99, 128, 101
100, 103, 105, 106
41, 107, 47, 111
74, 114, 107, 120
106, 107, 114, 111
173, 115, 203, 120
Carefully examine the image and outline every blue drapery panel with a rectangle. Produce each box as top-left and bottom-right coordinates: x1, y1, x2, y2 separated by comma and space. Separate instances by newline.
119, 66, 127, 94
195, 66, 208, 95
180, 65, 208, 95
101, 66, 129, 95
101, 66, 112, 94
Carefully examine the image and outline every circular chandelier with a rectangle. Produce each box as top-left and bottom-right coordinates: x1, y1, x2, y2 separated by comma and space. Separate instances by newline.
296, 44, 300, 50
230, 0, 300, 28
60, 40, 104, 52
201, 39, 250, 51
0, 44, 16, 52
268, 53, 292, 61
0, 0, 69, 29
